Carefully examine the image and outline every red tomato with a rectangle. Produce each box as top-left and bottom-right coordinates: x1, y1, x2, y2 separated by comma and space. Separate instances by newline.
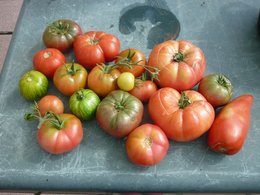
148, 88, 215, 142
33, 48, 66, 78
148, 40, 206, 91
208, 95, 253, 155
42, 19, 82, 52
129, 79, 158, 103
37, 95, 64, 116
53, 62, 88, 96
126, 124, 169, 166
37, 113, 83, 154
74, 31, 120, 69
87, 64, 120, 97
115, 48, 146, 77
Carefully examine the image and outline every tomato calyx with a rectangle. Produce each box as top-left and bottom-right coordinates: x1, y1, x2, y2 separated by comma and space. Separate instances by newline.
75, 89, 85, 101
178, 92, 191, 109
65, 61, 81, 76
217, 74, 232, 90
49, 20, 70, 35
114, 102, 125, 111
173, 52, 185, 62
88, 35, 100, 45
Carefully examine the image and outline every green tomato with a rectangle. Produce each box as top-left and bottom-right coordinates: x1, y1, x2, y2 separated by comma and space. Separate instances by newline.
117, 72, 135, 91
69, 89, 101, 120
19, 70, 49, 101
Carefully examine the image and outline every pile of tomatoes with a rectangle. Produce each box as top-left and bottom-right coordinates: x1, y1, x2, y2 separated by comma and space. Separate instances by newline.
19, 19, 253, 166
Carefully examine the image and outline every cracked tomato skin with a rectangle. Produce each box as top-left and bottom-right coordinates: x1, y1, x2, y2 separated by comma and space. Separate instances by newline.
148, 40, 206, 91
96, 90, 144, 138
148, 87, 215, 142
207, 95, 253, 155
37, 113, 83, 154
126, 123, 169, 166
74, 31, 120, 69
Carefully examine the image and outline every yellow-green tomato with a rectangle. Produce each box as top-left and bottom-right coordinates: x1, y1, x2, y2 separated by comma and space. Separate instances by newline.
117, 72, 135, 91
19, 70, 48, 101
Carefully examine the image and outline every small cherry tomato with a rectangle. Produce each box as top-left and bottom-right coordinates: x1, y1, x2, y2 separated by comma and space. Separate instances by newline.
117, 72, 135, 91
37, 95, 64, 116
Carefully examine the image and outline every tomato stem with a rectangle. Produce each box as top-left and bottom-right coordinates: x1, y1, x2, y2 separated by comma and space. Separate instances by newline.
65, 61, 80, 76
173, 52, 185, 62
76, 90, 85, 100
178, 92, 191, 109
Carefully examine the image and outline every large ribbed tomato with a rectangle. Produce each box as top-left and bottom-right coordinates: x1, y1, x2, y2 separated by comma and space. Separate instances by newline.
148, 40, 206, 91
148, 88, 215, 142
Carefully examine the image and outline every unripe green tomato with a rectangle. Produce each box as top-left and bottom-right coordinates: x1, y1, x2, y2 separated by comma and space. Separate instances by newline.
19, 70, 48, 101
69, 89, 101, 120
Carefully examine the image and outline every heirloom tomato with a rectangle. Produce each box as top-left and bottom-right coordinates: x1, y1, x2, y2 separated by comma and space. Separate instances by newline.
74, 31, 120, 69
87, 64, 120, 97
37, 95, 64, 116
126, 124, 169, 166
33, 48, 66, 78
53, 62, 88, 96
115, 48, 146, 77
96, 90, 144, 138
69, 89, 100, 120
198, 73, 233, 107
117, 72, 135, 91
148, 88, 215, 142
208, 95, 253, 155
19, 70, 48, 101
42, 19, 82, 52
37, 112, 83, 154
148, 40, 206, 91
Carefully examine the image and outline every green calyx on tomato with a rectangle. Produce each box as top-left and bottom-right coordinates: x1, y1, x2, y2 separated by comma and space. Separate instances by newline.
173, 52, 185, 62
45, 112, 65, 130
178, 92, 191, 109
48, 20, 71, 35
65, 61, 81, 76
216, 74, 232, 90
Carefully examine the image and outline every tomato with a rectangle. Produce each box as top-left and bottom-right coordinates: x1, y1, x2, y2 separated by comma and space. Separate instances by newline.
33, 48, 66, 78
117, 72, 135, 91
53, 62, 88, 96
74, 31, 120, 69
198, 73, 233, 107
148, 40, 206, 91
115, 48, 146, 77
87, 64, 120, 97
37, 112, 83, 154
37, 95, 64, 117
19, 70, 48, 101
148, 88, 215, 142
207, 95, 253, 155
96, 90, 144, 138
126, 124, 169, 166
69, 89, 100, 120
42, 19, 82, 52
129, 78, 158, 103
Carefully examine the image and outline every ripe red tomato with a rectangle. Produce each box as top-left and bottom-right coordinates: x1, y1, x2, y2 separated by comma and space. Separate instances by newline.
207, 95, 253, 155
42, 19, 82, 52
148, 88, 215, 142
87, 64, 120, 97
115, 48, 146, 77
126, 124, 169, 166
37, 95, 64, 116
37, 113, 83, 154
74, 31, 120, 69
148, 40, 206, 91
198, 73, 233, 107
129, 79, 158, 103
33, 48, 66, 78
53, 62, 88, 96
96, 90, 144, 138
